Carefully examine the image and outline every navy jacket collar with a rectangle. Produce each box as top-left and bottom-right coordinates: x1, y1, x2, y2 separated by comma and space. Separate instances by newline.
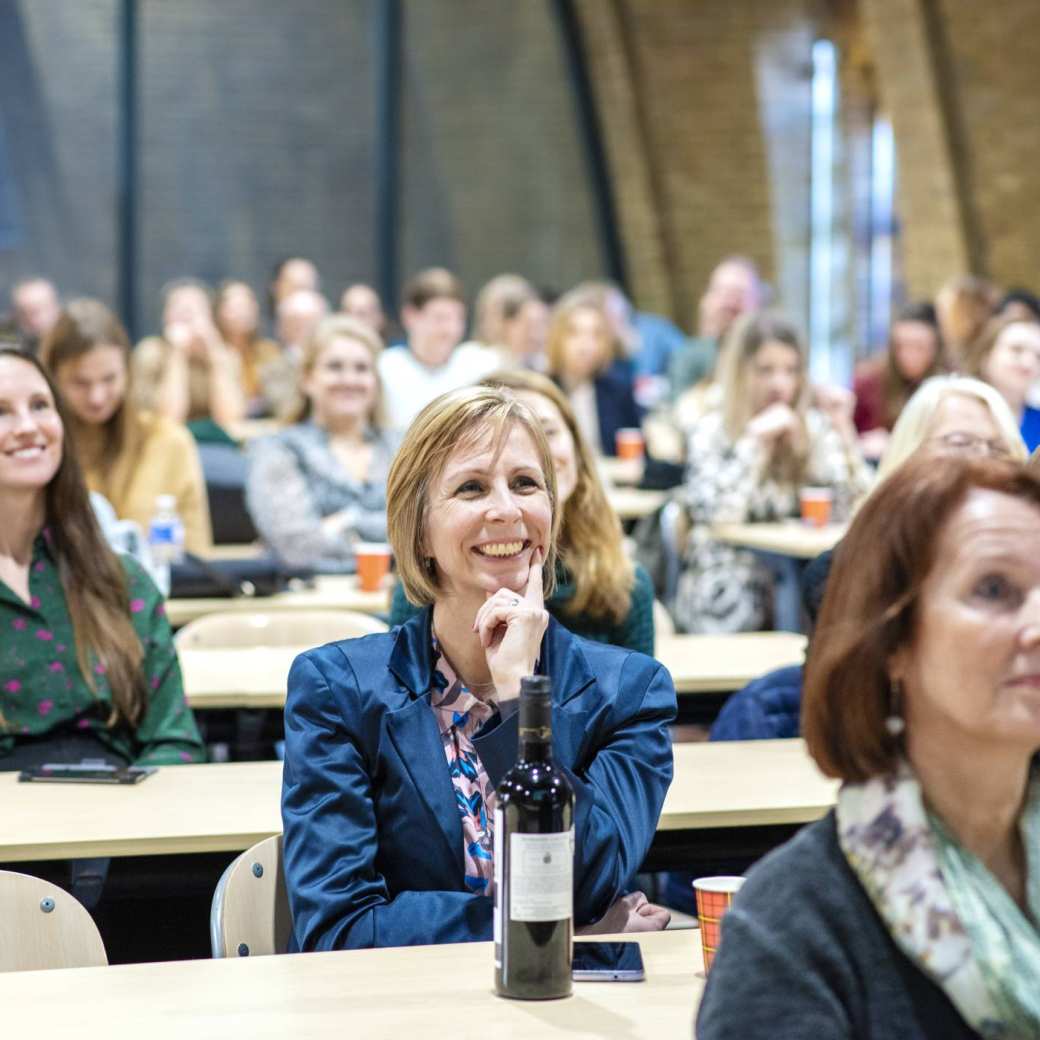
388, 607, 595, 705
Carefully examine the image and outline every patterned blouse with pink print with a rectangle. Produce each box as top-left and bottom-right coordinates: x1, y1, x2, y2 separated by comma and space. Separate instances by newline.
0, 531, 204, 767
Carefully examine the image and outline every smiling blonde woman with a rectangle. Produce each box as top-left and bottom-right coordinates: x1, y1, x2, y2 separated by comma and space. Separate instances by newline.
281, 384, 675, 951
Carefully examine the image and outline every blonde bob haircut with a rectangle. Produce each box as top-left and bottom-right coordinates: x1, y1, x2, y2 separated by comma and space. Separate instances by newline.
545, 289, 620, 381
480, 369, 635, 623
284, 314, 385, 427
873, 374, 1026, 488
387, 385, 560, 607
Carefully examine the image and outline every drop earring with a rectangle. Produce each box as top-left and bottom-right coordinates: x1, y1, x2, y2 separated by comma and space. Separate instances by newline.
885, 678, 906, 737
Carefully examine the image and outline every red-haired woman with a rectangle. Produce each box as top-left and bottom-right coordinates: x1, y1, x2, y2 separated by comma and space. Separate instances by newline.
698, 454, 1040, 1038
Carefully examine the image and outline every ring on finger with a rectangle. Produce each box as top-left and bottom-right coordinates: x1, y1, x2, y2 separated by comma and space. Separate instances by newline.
510, 597, 520, 606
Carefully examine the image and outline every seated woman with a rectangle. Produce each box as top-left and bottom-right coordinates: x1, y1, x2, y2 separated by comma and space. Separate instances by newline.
132, 279, 246, 428
961, 314, 1040, 452
246, 316, 398, 573
697, 453, 1040, 1038
390, 369, 655, 655
0, 348, 205, 771
41, 298, 212, 554
214, 280, 284, 418
852, 301, 947, 460
674, 311, 871, 633
282, 385, 675, 950
709, 374, 1028, 747
546, 289, 642, 457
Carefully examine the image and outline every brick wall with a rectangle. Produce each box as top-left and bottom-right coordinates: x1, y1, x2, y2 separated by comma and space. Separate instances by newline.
577, 0, 816, 332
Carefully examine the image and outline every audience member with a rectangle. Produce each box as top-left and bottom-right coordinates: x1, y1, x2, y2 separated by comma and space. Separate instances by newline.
41, 299, 212, 553
499, 287, 549, 371
996, 287, 1040, 325
674, 311, 870, 633
874, 373, 1027, 486
268, 256, 321, 321
709, 374, 1027, 745
934, 273, 999, 368
0, 348, 204, 770
214, 280, 283, 417
853, 301, 947, 460
132, 279, 246, 428
668, 256, 765, 400
698, 454, 1040, 1038
377, 267, 499, 431
246, 316, 397, 573
281, 384, 674, 949
9, 277, 61, 355
581, 281, 687, 394
339, 283, 387, 339
546, 289, 641, 457
961, 314, 1040, 452
472, 274, 536, 348
276, 288, 330, 361
389, 369, 656, 655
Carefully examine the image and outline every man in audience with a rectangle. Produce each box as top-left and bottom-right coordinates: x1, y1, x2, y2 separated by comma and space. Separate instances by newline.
276, 288, 329, 363
339, 283, 387, 339
258, 288, 330, 417
377, 267, 499, 430
10, 277, 61, 354
268, 256, 321, 323
668, 256, 765, 398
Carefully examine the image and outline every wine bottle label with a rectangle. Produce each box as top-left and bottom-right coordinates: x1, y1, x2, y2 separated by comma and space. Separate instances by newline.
508, 829, 574, 921
493, 806, 503, 969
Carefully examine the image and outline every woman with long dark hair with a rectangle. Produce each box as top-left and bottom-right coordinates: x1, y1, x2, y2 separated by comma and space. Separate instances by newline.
0, 348, 204, 770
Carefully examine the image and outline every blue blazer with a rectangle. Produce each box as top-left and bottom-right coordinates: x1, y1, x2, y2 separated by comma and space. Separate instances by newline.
281, 610, 676, 951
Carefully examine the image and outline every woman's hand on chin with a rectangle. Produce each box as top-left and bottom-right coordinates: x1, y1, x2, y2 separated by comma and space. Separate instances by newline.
473, 547, 548, 700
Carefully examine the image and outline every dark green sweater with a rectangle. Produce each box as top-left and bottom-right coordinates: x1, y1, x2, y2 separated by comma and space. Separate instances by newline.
387, 563, 656, 658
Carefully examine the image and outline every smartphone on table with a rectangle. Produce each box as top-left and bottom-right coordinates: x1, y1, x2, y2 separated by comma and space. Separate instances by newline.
572, 940, 646, 982
18, 763, 157, 785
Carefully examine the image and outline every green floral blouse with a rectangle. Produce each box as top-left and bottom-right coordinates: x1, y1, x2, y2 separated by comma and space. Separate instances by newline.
0, 531, 205, 766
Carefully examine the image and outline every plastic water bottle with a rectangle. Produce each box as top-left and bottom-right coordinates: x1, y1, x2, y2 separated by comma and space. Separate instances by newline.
147, 494, 185, 597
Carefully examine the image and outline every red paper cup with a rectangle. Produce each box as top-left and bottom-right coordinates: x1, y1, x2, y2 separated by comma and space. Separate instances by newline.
799, 486, 833, 527
693, 875, 745, 973
355, 542, 392, 592
615, 427, 645, 461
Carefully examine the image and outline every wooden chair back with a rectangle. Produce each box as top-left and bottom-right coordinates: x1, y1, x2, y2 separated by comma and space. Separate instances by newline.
210, 834, 291, 958
0, 870, 108, 971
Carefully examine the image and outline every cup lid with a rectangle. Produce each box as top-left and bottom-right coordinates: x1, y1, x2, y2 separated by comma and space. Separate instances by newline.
692, 875, 746, 893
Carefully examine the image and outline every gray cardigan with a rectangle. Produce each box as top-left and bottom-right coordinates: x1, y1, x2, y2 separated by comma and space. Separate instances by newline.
245, 422, 399, 574
696, 812, 981, 1040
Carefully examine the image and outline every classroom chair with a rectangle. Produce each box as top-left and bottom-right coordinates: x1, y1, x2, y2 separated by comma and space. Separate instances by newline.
210, 834, 290, 958
0, 870, 108, 971
174, 608, 388, 650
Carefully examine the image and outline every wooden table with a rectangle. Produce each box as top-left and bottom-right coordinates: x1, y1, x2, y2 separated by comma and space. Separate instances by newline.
165, 574, 391, 628
599, 455, 645, 487
0, 741, 834, 864
179, 632, 806, 710
607, 487, 667, 521
3, 929, 704, 1040
226, 418, 281, 443
711, 521, 845, 560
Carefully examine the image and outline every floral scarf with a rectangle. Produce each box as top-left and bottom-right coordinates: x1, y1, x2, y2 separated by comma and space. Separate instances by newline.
429, 640, 497, 897
836, 760, 1040, 1039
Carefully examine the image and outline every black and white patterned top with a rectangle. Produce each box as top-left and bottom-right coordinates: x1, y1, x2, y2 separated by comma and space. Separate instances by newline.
245, 421, 400, 573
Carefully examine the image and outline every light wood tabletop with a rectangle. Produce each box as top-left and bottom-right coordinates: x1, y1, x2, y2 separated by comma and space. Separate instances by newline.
711, 521, 845, 559
179, 631, 806, 710
165, 574, 391, 628
4, 928, 704, 1040
0, 740, 835, 863
607, 486, 667, 521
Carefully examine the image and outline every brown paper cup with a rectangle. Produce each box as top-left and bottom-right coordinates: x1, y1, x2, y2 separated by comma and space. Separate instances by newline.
355, 542, 392, 592
693, 875, 745, 973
